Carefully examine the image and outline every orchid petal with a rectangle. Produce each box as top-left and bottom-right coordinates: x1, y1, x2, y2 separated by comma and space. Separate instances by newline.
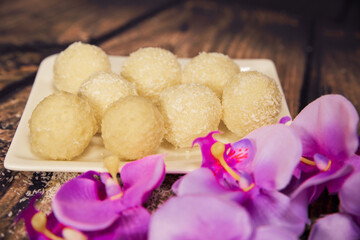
291, 94, 359, 162
245, 124, 302, 190
244, 189, 306, 235
348, 154, 360, 171
309, 213, 360, 240
254, 226, 298, 240
290, 164, 354, 200
174, 168, 245, 203
193, 131, 222, 170
17, 195, 47, 240
86, 207, 150, 240
18, 195, 64, 240
121, 154, 165, 207
339, 172, 360, 216
149, 195, 253, 240
52, 177, 125, 231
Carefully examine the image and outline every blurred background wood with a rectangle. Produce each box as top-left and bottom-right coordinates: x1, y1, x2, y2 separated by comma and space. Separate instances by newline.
0, 0, 359, 238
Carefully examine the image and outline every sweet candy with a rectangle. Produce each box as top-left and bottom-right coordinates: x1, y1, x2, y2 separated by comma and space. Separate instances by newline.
222, 71, 282, 137
121, 47, 181, 103
101, 96, 165, 160
54, 42, 111, 94
78, 71, 137, 129
159, 83, 222, 148
182, 52, 240, 98
29, 92, 97, 160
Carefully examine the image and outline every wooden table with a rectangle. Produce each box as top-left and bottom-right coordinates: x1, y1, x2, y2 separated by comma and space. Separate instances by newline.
0, 0, 359, 238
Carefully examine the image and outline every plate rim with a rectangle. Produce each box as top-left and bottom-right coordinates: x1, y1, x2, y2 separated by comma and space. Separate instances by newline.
4, 55, 291, 173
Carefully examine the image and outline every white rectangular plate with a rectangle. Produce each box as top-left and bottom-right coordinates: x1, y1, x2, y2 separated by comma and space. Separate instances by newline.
4, 55, 290, 173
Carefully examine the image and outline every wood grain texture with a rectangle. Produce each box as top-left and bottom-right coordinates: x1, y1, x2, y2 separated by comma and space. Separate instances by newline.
317, 26, 360, 111
101, 0, 308, 117
0, 0, 180, 48
0, 0, 359, 239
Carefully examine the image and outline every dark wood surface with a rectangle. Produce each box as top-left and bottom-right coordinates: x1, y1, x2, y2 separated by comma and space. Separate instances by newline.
0, 0, 359, 239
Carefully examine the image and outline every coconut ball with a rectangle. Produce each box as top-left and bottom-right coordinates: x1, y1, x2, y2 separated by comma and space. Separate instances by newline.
159, 83, 222, 148
54, 42, 111, 94
222, 71, 282, 137
182, 52, 240, 98
120, 47, 181, 103
101, 96, 164, 160
79, 71, 138, 129
29, 92, 97, 160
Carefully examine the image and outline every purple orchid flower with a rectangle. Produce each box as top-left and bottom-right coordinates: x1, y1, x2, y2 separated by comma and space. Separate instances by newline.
17, 194, 87, 240
19, 154, 165, 240
308, 172, 360, 240
51, 154, 165, 239
173, 124, 308, 235
149, 195, 298, 240
288, 95, 360, 201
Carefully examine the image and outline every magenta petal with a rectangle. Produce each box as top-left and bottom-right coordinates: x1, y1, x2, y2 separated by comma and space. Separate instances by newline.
193, 131, 222, 169
291, 94, 359, 162
52, 177, 124, 231
291, 164, 354, 200
348, 155, 360, 171
340, 172, 360, 216
121, 155, 165, 207
149, 195, 253, 240
309, 213, 360, 240
175, 168, 246, 203
245, 124, 302, 190
254, 226, 298, 240
17, 195, 47, 240
244, 189, 307, 235
86, 207, 151, 240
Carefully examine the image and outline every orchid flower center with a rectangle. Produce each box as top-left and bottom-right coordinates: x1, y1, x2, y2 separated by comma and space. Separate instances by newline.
104, 155, 124, 200
31, 212, 88, 240
104, 155, 120, 182
301, 154, 332, 171
211, 142, 254, 192
31, 212, 63, 240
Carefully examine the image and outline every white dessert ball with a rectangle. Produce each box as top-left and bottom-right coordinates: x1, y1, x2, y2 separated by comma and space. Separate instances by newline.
120, 47, 181, 103
182, 52, 240, 98
29, 92, 97, 160
222, 71, 282, 137
78, 71, 137, 129
54, 42, 111, 94
101, 96, 165, 160
159, 83, 222, 148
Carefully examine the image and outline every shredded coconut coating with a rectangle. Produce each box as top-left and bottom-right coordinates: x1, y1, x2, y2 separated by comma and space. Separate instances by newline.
79, 71, 138, 130
222, 71, 282, 137
159, 83, 222, 148
182, 52, 240, 98
120, 47, 181, 103
54, 42, 111, 94
29, 92, 97, 160
101, 96, 165, 160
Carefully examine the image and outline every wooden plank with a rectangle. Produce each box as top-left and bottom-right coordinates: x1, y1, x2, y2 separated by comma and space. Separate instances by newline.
101, 0, 309, 117
0, 0, 180, 47
315, 25, 360, 112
